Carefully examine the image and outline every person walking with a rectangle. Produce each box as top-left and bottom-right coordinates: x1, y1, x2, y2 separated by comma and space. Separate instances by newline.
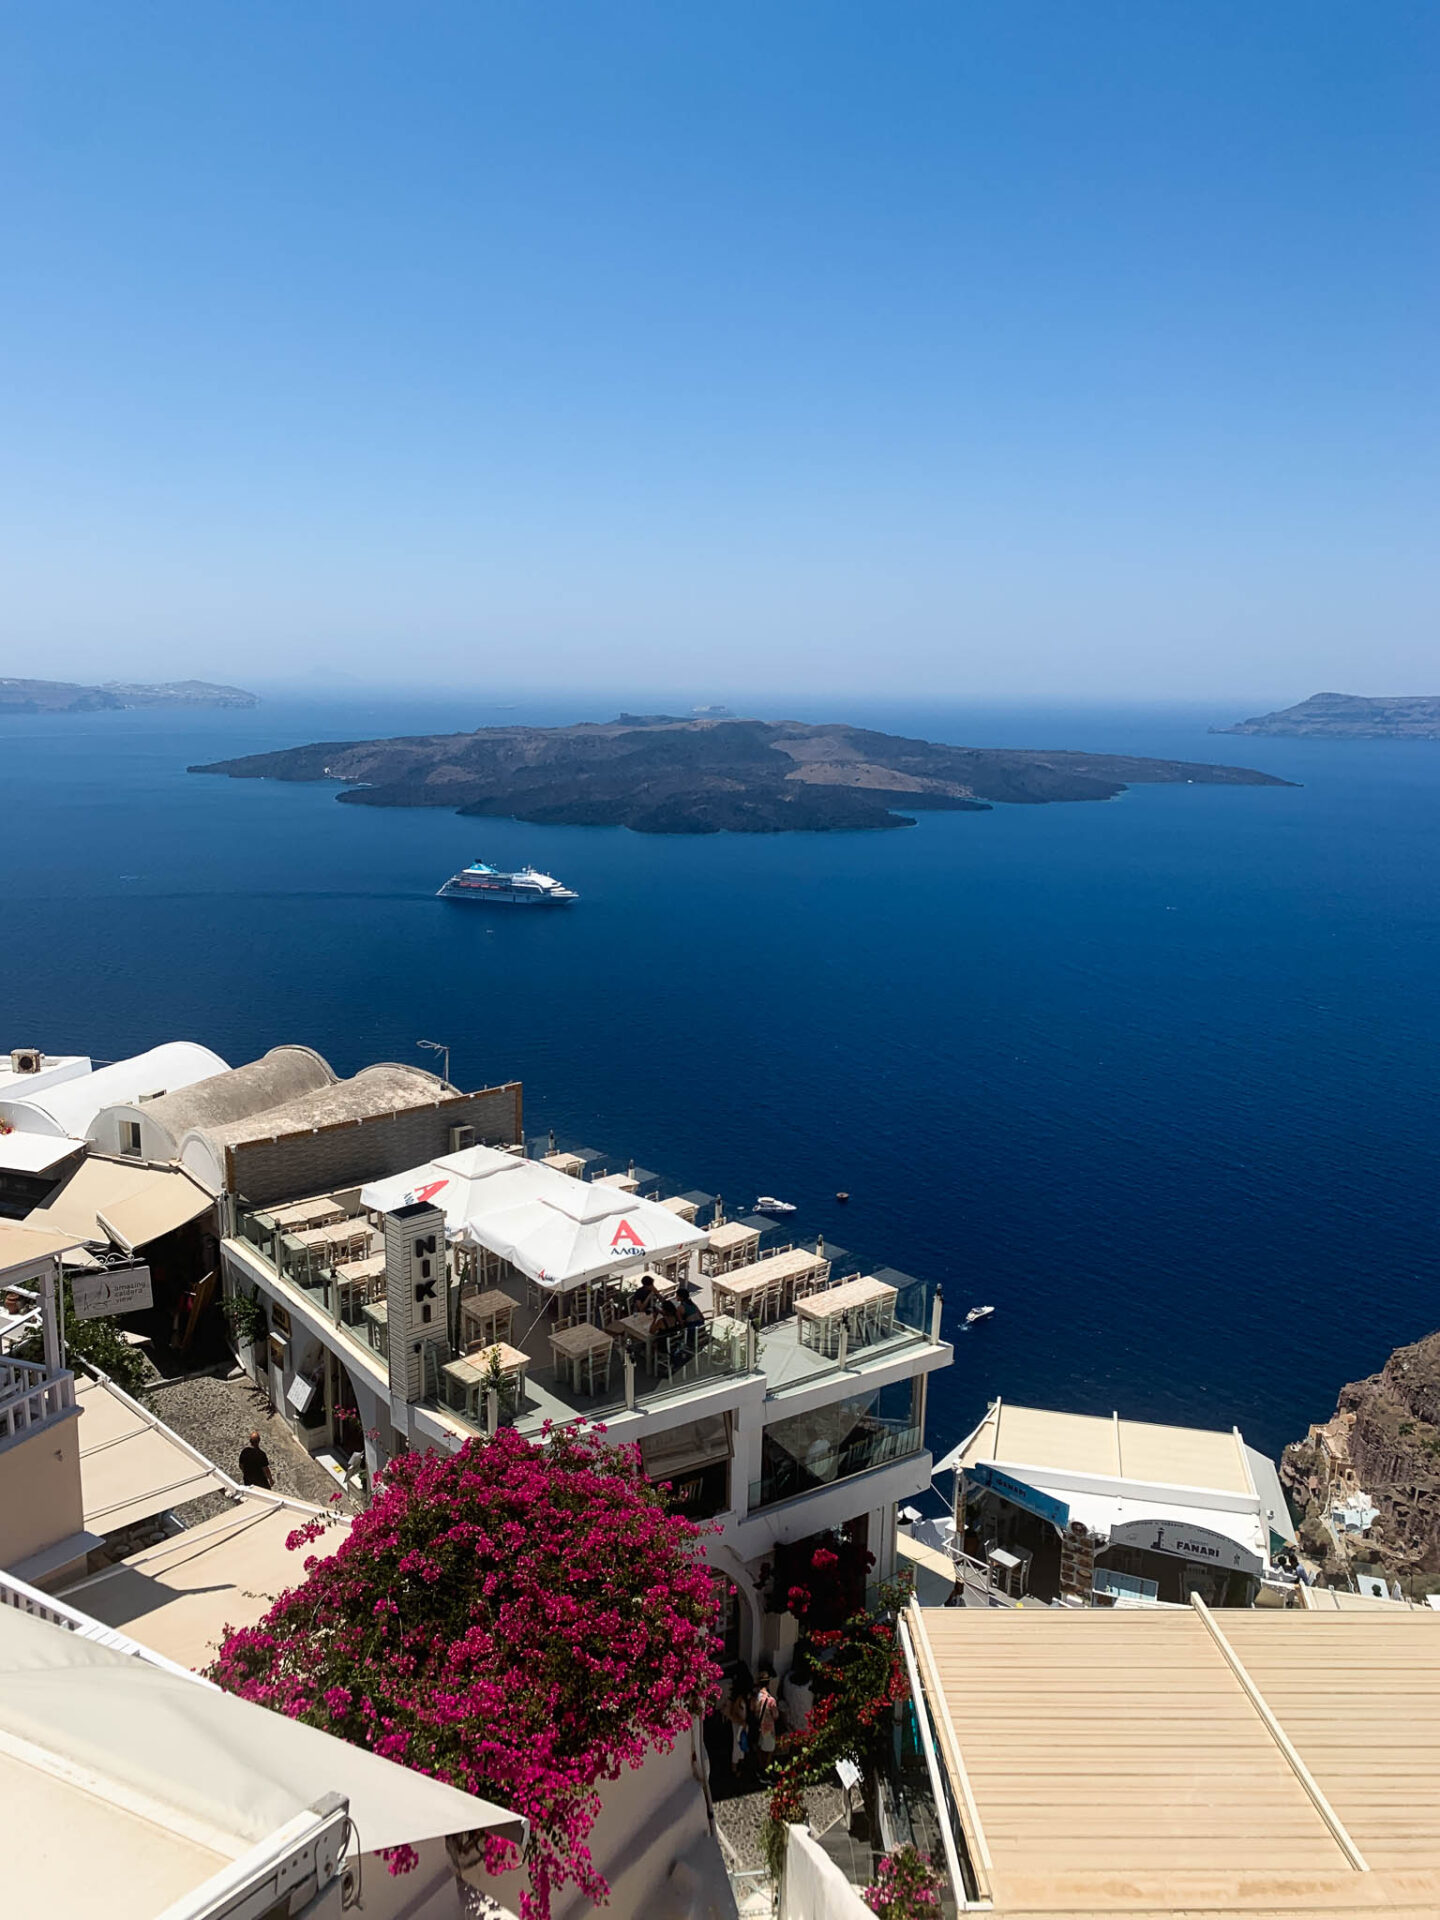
725, 1681, 750, 1773
238, 1429, 274, 1489
754, 1670, 780, 1763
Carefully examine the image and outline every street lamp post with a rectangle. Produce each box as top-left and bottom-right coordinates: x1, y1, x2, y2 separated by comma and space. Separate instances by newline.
416, 1039, 452, 1087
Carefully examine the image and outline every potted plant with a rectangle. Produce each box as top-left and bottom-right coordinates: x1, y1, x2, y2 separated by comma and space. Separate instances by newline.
223, 1290, 269, 1351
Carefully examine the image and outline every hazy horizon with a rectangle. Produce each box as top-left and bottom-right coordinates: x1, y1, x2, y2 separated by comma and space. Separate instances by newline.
3, 4, 1436, 701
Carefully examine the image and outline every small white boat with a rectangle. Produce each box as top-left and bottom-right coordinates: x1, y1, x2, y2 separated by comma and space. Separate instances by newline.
964, 1305, 995, 1327
754, 1195, 797, 1215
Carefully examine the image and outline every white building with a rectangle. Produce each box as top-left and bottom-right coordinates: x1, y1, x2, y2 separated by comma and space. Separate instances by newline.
87, 1043, 335, 1163
0, 1041, 229, 1140
936, 1397, 1297, 1606
221, 1141, 953, 1676
2, 1231, 736, 1920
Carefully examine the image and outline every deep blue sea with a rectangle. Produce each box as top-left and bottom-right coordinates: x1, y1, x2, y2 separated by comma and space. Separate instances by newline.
6, 692, 1439, 1467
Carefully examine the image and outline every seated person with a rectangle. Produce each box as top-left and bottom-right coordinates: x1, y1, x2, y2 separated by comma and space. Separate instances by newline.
631, 1274, 661, 1313
649, 1295, 684, 1339
676, 1288, 705, 1331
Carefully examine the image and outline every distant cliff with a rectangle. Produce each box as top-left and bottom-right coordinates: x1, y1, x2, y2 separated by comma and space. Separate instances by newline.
190, 714, 1291, 835
1218, 693, 1440, 738
0, 677, 258, 712
1282, 1330, 1440, 1583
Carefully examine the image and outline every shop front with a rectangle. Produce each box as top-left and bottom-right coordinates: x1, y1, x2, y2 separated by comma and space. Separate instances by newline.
959, 1463, 1069, 1602
1095, 1518, 1263, 1607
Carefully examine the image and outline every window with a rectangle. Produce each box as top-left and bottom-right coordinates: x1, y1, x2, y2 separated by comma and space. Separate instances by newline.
754, 1378, 922, 1510
120, 1120, 142, 1157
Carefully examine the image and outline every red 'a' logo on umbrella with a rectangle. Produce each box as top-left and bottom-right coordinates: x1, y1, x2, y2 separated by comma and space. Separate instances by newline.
610, 1219, 645, 1251
411, 1179, 449, 1206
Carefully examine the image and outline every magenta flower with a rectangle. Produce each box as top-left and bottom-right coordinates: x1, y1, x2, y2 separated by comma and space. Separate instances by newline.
208, 1423, 721, 1920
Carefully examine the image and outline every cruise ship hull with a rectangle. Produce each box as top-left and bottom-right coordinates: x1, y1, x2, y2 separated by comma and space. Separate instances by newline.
437, 873, 578, 906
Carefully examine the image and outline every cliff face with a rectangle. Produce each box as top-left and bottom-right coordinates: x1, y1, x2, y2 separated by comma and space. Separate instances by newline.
1282, 1330, 1440, 1578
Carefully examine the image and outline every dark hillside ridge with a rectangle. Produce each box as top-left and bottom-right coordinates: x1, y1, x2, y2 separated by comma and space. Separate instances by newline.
191, 715, 1291, 835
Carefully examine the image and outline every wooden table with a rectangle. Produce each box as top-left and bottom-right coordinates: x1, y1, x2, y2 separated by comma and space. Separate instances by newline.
795, 1276, 898, 1358
607, 1311, 662, 1373
712, 1248, 831, 1325
333, 1251, 385, 1315
549, 1322, 615, 1395
461, 1288, 516, 1349
619, 1270, 676, 1304
272, 1197, 346, 1231
442, 1342, 529, 1420
701, 1221, 761, 1275
294, 1220, 376, 1263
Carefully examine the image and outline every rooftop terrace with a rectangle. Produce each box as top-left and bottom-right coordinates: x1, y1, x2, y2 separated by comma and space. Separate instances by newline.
228, 1165, 941, 1484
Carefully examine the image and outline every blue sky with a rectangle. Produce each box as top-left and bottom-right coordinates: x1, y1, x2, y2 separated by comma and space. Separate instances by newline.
2, 3, 1436, 700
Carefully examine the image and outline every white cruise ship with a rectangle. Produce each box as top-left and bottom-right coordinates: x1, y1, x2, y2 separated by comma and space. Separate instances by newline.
437, 861, 579, 906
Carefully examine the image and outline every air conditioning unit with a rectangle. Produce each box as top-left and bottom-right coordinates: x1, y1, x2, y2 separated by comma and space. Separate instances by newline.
448, 1125, 477, 1153
10, 1049, 43, 1075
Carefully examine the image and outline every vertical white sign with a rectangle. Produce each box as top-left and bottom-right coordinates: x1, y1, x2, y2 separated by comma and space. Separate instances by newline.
384, 1202, 448, 1404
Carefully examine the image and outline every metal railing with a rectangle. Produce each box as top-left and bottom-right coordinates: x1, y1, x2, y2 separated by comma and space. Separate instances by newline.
0, 1565, 217, 1685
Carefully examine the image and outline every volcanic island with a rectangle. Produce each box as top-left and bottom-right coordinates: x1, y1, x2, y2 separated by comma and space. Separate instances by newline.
191, 714, 1291, 834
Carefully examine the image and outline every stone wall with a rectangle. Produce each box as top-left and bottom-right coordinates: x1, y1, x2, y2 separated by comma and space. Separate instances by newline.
226, 1082, 522, 1207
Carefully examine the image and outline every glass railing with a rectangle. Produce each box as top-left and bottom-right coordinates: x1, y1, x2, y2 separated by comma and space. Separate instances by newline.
748, 1420, 924, 1511
233, 1207, 378, 1332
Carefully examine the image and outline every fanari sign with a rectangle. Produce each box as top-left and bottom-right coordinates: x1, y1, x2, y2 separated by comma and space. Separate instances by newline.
1109, 1516, 1262, 1576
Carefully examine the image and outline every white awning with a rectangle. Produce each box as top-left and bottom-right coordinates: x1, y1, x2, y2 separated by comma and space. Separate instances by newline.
0, 1219, 96, 1281
362, 1144, 706, 1291
0, 1131, 85, 1174
0, 1603, 523, 1864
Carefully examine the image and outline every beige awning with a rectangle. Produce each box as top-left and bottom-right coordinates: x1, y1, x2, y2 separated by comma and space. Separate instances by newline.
75, 1373, 228, 1532
907, 1602, 1440, 1915
0, 1219, 97, 1280
59, 1497, 349, 1671
27, 1156, 213, 1252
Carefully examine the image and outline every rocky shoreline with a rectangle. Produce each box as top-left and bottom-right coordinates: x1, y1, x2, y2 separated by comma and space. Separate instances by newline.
1281, 1328, 1440, 1595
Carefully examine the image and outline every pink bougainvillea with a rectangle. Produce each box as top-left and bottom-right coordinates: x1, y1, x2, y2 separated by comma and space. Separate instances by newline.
208, 1423, 722, 1920
863, 1845, 944, 1918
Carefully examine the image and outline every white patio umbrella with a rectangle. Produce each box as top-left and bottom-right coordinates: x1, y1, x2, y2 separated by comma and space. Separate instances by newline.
362, 1144, 707, 1291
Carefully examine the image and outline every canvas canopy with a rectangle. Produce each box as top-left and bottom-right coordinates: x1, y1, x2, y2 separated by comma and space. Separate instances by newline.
0, 1219, 93, 1280
0, 1603, 523, 1861
0, 1130, 85, 1174
362, 1144, 707, 1291
74, 1373, 228, 1533
59, 1498, 351, 1671
26, 1156, 213, 1252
